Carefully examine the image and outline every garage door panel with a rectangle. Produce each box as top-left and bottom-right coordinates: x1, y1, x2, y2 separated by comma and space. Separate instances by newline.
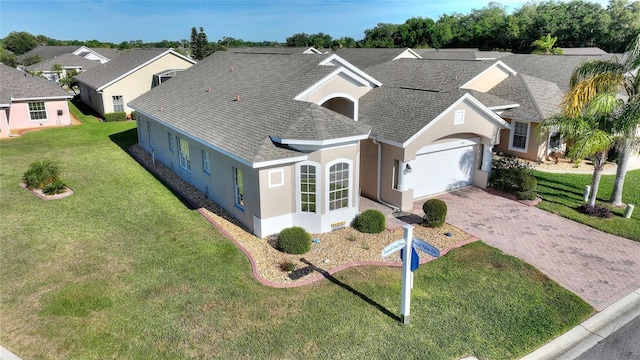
409, 145, 475, 198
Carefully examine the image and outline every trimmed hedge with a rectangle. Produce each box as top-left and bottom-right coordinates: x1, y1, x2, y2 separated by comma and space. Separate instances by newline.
276, 227, 311, 254
354, 209, 386, 234
423, 199, 447, 227
103, 112, 127, 122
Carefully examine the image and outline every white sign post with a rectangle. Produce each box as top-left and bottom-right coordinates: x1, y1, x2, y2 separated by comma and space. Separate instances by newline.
381, 224, 441, 325
400, 225, 413, 324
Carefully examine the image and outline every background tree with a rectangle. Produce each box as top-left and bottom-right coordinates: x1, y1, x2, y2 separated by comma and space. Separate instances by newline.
190, 27, 212, 60
51, 64, 63, 82
607, 0, 640, 53
361, 23, 397, 48
0, 47, 18, 67
21, 54, 42, 66
59, 70, 79, 95
531, 33, 563, 54
4, 31, 38, 55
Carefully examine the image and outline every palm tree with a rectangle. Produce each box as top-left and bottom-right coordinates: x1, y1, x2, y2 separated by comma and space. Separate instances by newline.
563, 34, 640, 205
51, 63, 63, 82
531, 33, 563, 55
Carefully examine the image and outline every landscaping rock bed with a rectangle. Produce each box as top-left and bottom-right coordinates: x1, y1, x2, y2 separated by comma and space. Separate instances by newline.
129, 144, 474, 286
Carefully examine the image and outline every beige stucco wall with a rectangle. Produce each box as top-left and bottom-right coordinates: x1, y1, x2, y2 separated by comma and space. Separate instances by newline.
461, 65, 512, 92
2, 99, 71, 135
494, 119, 545, 161
302, 73, 372, 105
98, 53, 193, 115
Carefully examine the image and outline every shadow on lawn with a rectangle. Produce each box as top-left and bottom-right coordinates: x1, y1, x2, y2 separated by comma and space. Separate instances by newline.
298, 258, 401, 322
109, 128, 138, 152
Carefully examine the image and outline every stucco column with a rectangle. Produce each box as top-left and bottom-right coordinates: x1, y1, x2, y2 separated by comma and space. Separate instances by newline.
398, 160, 409, 191
481, 144, 493, 172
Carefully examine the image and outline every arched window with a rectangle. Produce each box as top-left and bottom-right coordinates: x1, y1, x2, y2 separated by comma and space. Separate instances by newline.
329, 162, 349, 210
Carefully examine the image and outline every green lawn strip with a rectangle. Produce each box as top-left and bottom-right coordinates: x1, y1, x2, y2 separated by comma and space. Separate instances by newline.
1, 113, 592, 359
535, 170, 640, 241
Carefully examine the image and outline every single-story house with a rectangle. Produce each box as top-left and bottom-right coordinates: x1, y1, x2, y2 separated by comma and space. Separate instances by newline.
19, 45, 119, 65
27, 53, 102, 82
0, 64, 73, 138
129, 51, 516, 237
76, 48, 196, 116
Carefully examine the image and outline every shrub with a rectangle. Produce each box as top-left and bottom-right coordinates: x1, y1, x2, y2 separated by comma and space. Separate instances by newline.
22, 160, 60, 190
276, 227, 311, 254
489, 155, 534, 193
353, 209, 386, 234
581, 204, 613, 219
279, 260, 296, 272
103, 112, 127, 122
130, 111, 137, 120
42, 180, 67, 195
423, 199, 447, 227
516, 190, 537, 201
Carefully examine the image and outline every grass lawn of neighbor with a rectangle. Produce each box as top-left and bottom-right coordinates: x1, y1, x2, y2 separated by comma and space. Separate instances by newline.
535, 169, 640, 241
0, 101, 593, 359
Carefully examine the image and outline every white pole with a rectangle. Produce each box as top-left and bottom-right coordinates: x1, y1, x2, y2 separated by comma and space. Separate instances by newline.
401, 224, 413, 325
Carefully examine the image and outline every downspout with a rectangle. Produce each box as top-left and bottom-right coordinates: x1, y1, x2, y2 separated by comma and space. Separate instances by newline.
373, 136, 400, 212
2, 109, 16, 137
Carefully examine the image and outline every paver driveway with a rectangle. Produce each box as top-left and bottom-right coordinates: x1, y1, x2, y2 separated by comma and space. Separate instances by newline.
429, 187, 640, 311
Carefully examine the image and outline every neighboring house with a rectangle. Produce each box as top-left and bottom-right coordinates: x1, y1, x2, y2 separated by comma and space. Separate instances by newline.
334, 48, 421, 69
129, 51, 512, 237
0, 64, 73, 138
26, 53, 102, 82
230, 47, 324, 54
76, 48, 196, 116
19, 45, 119, 65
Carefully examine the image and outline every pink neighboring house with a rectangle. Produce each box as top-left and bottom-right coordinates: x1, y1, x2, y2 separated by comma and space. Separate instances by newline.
0, 64, 73, 138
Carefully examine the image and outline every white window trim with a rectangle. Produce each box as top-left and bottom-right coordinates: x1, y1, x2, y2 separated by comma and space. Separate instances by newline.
202, 150, 210, 174
325, 159, 353, 212
177, 136, 191, 172
508, 120, 530, 153
28, 101, 48, 121
112, 95, 124, 113
234, 167, 244, 210
296, 162, 320, 214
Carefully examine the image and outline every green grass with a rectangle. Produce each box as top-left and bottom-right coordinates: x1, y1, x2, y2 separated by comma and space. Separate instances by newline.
535, 169, 640, 241
0, 101, 592, 359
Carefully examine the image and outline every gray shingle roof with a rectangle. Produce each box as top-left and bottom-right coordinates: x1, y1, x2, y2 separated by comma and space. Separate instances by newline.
27, 53, 101, 71
0, 64, 72, 105
128, 52, 370, 165
559, 47, 608, 55
18, 46, 79, 62
230, 47, 323, 54
359, 87, 463, 144
333, 48, 415, 69
487, 74, 564, 121
499, 53, 616, 88
75, 49, 187, 90
366, 58, 494, 92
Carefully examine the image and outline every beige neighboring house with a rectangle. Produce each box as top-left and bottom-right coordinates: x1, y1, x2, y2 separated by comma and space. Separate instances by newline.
129, 51, 514, 237
27, 53, 102, 82
0, 64, 73, 138
76, 49, 195, 116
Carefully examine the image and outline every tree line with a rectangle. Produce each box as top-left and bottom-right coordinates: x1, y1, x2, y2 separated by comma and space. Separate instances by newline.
1, 0, 638, 64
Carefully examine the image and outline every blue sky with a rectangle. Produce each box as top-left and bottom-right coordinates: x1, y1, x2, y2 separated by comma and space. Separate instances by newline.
0, 0, 612, 43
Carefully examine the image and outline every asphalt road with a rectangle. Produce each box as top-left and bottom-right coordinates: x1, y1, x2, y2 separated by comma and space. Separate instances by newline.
575, 316, 640, 360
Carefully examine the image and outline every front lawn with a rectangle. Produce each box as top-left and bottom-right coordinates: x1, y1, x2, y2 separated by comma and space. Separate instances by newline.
535, 170, 640, 241
0, 101, 592, 359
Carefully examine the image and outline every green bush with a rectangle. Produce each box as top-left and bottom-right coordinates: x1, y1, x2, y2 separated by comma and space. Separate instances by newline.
422, 199, 447, 227
130, 111, 137, 120
103, 112, 127, 122
516, 190, 537, 201
276, 227, 311, 255
354, 209, 386, 234
43, 180, 67, 195
22, 159, 60, 190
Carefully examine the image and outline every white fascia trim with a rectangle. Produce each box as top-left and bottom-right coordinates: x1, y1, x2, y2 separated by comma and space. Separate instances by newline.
72, 46, 91, 56
0, 103, 10, 107
402, 93, 511, 148
304, 47, 322, 54
459, 60, 518, 90
369, 134, 403, 148
294, 68, 371, 101
318, 54, 382, 87
253, 156, 309, 169
11, 95, 73, 101
488, 103, 520, 111
273, 133, 369, 147
96, 49, 196, 91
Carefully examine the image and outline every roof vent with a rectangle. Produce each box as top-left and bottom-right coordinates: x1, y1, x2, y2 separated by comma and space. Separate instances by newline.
160, 106, 163, 111
235, 95, 240, 102
230, 66, 234, 72
207, 86, 211, 92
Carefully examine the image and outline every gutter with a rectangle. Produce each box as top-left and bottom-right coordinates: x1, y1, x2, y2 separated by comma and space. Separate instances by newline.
372, 136, 400, 212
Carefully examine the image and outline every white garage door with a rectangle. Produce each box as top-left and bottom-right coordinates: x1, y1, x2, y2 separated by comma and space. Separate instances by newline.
409, 140, 476, 198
